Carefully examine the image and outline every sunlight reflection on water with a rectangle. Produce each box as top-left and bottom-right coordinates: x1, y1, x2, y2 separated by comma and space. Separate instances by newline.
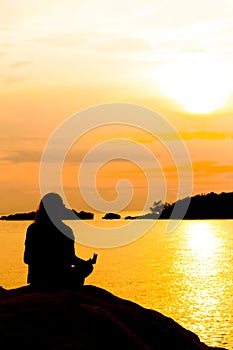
188, 222, 220, 257
167, 221, 232, 349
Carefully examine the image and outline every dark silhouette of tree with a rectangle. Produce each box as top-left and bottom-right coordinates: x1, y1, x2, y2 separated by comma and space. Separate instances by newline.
157, 191, 233, 219
150, 200, 164, 216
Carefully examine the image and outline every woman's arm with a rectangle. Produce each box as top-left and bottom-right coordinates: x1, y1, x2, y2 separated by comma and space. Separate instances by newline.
23, 226, 33, 264
73, 253, 98, 266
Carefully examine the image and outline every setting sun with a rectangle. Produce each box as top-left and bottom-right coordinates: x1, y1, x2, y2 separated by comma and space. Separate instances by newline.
159, 60, 232, 114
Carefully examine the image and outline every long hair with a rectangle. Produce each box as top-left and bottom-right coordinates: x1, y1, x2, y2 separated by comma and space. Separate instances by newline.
34, 193, 64, 224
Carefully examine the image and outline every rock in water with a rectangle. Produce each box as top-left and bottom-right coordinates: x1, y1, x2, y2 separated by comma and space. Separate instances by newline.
0, 285, 226, 350
102, 213, 121, 219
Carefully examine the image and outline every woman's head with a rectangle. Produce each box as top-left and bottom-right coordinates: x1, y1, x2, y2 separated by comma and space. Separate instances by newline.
35, 193, 65, 223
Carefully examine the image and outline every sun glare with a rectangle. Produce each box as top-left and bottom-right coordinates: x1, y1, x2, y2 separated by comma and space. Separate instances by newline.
187, 222, 218, 259
159, 60, 232, 114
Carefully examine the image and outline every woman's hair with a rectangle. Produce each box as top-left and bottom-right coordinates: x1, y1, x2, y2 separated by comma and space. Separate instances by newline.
34, 193, 64, 223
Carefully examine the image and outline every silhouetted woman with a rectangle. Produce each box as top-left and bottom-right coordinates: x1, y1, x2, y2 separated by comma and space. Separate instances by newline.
24, 193, 97, 288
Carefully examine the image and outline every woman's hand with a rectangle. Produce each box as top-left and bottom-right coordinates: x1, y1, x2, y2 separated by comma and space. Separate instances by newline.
89, 253, 98, 264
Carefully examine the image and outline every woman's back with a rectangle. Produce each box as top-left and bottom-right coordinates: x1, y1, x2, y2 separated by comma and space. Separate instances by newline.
24, 221, 75, 286
23, 192, 97, 288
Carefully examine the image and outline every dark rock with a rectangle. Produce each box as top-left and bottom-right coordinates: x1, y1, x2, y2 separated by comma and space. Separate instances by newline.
124, 215, 138, 220
77, 210, 94, 220
102, 213, 121, 220
0, 285, 225, 350
64, 209, 94, 220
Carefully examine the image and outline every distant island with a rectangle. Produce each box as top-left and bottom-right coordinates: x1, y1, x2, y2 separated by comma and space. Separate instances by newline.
0, 191, 232, 221
155, 191, 233, 219
125, 191, 233, 220
102, 213, 121, 220
0, 208, 94, 221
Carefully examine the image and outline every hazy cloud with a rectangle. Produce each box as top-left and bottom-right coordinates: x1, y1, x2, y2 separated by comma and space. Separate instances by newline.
0, 51, 8, 56
0, 150, 42, 163
35, 32, 101, 48
0, 136, 46, 163
3, 75, 26, 84
180, 132, 233, 140
93, 37, 150, 53
134, 131, 233, 141
10, 61, 34, 68
192, 160, 233, 176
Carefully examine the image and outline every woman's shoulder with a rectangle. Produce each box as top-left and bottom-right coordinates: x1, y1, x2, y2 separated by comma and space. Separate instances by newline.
26, 222, 36, 231
26, 222, 45, 233
25, 223, 41, 240
26, 221, 74, 240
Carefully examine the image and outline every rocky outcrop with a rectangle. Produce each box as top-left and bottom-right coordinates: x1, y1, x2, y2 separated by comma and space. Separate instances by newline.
102, 213, 121, 219
0, 285, 225, 350
64, 209, 94, 220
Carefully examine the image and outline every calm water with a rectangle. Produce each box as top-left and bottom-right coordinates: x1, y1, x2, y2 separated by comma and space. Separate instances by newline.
0, 219, 232, 349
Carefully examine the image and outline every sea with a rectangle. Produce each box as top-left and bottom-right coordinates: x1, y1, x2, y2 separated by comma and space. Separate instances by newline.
0, 216, 232, 349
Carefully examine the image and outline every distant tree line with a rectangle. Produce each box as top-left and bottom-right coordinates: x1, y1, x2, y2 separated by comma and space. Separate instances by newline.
150, 191, 233, 219
0, 208, 94, 221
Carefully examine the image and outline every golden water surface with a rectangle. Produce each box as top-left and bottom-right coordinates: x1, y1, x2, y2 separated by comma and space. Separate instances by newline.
0, 219, 232, 349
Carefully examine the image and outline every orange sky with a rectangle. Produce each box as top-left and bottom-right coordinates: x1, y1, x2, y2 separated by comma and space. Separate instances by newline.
0, 0, 233, 213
